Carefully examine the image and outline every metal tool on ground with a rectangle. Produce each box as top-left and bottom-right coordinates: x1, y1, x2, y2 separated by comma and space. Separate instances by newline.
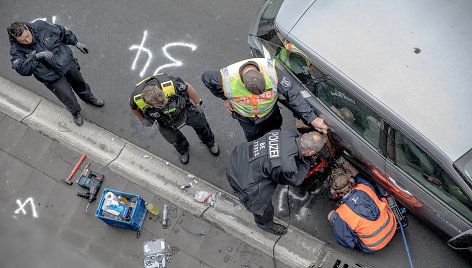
162, 204, 169, 228
76, 162, 90, 183
64, 153, 86, 185
77, 167, 104, 212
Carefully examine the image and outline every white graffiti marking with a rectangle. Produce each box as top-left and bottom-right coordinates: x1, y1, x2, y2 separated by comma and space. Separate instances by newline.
154, 42, 197, 74
15, 197, 38, 218
130, 30, 153, 77
129, 30, 197, 77
31, 16, 57, 24
277, 187, 310, 212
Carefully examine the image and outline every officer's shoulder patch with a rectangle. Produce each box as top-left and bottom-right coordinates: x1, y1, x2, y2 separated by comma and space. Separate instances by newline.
178, 83, 188, 93
281, 76, 291, 88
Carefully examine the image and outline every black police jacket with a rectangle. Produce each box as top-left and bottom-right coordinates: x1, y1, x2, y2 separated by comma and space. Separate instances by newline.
226, 130, 312, 216
130, 75, 190, 129
9, 20, 78, 83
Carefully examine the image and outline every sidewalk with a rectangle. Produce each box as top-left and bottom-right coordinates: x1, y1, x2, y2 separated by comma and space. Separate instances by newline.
0, 76, 363, 268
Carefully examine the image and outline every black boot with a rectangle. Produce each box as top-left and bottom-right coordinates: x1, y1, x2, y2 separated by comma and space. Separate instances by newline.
178, 151, 189, 164
87, 97, 104, 107
265, 223, 287, 236
72, 113, 83, 126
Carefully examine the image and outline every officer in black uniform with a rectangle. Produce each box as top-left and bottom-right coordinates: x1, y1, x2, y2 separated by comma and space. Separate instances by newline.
226, 130, 326, 235
130, 73, 219, 164
7, 21, 104, 126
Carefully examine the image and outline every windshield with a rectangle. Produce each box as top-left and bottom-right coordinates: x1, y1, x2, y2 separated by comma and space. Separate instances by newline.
256, 0, 285, 38
454, 148, 472, 183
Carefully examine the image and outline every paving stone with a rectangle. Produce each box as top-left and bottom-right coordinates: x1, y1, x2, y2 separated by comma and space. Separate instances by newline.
228, 243, 292, 268
59, 227, 91, 252
36, 141, 82, 182
11, 169, 54, 223
82, 240, 118, 268
111, 256, 142, 268
90, 217, 137, 253
10, 127, 52, 167
166, 243, 211, 268
99, 167, 129, 192
40, 182, 81, 231
194, 226, 242, 268
124, 180, 157, 204
142, 196, 182, 239
0, 154, 32, 196
166, 211, 212, 256
0, 116, 28, 153
118, 228, 155, 262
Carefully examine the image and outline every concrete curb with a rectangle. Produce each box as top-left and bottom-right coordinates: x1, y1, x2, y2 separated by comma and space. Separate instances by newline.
0, 76, 327, 268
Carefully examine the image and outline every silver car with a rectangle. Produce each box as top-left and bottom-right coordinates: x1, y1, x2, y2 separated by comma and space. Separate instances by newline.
249, 0, 472, 250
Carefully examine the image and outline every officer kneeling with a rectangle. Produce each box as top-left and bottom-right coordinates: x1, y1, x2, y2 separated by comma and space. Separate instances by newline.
328, 164, 397, 252
130, 73, 219, 164
226, 130, 325, 235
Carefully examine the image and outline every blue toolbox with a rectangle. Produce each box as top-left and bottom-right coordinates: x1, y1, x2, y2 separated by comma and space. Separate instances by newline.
95, 189, 147, 232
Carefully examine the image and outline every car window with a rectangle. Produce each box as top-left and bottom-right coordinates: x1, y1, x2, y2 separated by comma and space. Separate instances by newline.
257, 32, 382, 149
395, 131, 472, 221
315, 80, 382, 148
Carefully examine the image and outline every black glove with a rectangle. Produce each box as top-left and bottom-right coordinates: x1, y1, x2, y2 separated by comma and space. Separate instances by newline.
75, 42, 89, 54
142, 119, 154, 127
35, 50, 54, 61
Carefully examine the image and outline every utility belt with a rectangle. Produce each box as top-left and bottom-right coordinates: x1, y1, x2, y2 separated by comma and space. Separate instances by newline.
148, 107, 187, 130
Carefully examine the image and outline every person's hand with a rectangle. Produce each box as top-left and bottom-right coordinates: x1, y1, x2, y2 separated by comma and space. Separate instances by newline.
141, 119, 153, 127
328, 210, 335, 225
195, 99, 205, 113
310, 117, 328, 132
35, 50, 54, 61
223, 99, 235, 114
75, 42, 89, 54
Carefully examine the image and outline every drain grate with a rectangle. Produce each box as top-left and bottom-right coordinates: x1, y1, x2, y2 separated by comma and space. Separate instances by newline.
312, 249, 371, 268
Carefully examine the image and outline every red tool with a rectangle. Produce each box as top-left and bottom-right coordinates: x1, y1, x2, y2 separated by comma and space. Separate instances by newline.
64, 153, 86, 185
76, 162, 90, 183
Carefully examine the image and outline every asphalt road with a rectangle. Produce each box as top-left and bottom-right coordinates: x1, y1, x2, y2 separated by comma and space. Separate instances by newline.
1, 0, 471, 267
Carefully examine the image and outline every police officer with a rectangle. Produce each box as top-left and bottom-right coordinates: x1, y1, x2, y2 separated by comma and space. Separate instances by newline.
130, 73, 219, 164
202, 58, 328, 141
327, 162, 397, 252
226, 130, 326, 235
7, 21, 104, 126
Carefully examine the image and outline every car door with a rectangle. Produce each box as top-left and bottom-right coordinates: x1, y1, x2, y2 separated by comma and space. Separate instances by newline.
255, 31, 389, 184
385, 126, 472, 238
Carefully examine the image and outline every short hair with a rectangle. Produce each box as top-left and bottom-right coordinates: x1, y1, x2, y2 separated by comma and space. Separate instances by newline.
330, 169, 353, 196
339, 107, 355, 125
142, 85, 167, 108
7, 22, 26, 38
301, 131, 326, 153
243, 69, 266, 95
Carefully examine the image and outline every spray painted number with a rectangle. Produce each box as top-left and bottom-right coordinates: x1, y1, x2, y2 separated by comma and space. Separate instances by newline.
15, 197, 38, 218
130, 30, 197, 77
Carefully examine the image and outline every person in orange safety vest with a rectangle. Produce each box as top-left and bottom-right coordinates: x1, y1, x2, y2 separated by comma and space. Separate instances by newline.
327, 163, 397, 253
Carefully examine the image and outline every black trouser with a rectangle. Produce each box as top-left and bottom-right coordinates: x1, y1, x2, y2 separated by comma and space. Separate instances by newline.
254, 202, 275, 230
44, 63, 95, 115
158, 108, 215, 154
238, 107, 283, 142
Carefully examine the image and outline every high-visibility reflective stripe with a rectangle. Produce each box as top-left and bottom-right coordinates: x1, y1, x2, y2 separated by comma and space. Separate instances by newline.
358, 207, 391, 238
220, 58, 278, 118
365, 207, 396, 247
336, 184, 397, 250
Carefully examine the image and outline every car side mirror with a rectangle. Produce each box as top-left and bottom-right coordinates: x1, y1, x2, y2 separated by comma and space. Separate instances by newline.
447, 229, 472, 249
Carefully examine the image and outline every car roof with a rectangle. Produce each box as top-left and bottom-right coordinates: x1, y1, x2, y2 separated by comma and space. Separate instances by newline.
275, 0, 472, 161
